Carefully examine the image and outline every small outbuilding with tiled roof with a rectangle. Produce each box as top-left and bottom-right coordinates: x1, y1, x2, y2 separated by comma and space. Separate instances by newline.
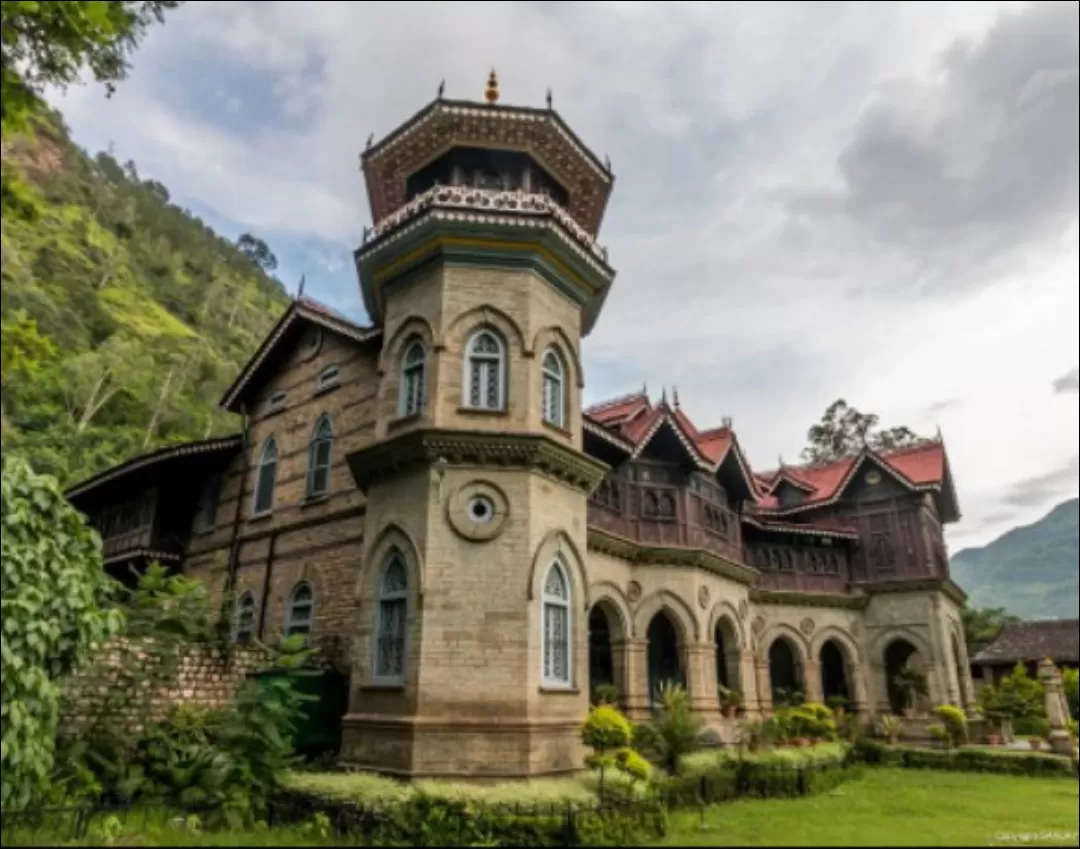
972, 619, 1080, 687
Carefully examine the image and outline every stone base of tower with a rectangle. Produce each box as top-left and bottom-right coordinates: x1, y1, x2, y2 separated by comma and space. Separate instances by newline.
339, 714, 585, 780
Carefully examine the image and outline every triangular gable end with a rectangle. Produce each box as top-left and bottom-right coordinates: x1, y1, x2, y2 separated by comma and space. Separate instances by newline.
834, 449, 919, 501
713, 434, 759, 502
219, 299, 381, 413
631, 412, 711, 469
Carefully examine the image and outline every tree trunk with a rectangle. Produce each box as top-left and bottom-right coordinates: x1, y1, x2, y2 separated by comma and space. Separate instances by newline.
142, 366, 176, 448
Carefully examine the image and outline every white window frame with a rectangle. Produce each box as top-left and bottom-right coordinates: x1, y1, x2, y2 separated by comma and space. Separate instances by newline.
284, 582, 315, 642
463, 328, 506, 411
373, 550, 409, 685
306, 414, 333, 499
267, 390, 287, 415
541, 347, 566, 428
398, 339, 427, 417
316, 364, 340, 392
541, 557, 573, 688
252, 437, 278, 516
233, 591, 256, 643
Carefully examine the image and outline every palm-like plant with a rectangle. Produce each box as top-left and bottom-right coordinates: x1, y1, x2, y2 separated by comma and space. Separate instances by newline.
892, 667, 929, 716
638, 682, 703, 774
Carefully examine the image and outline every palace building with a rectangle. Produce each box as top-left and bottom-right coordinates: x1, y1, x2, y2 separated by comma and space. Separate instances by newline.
65, 74, 976, 779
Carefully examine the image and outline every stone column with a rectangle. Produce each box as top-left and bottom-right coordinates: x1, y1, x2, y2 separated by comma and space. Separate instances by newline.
804, 660, 824, 704
611, 639, 630, 712
755, 658, 773, 716
686, 643, 720, 715
620, 638, 650, 721
736, 650, 762, 717
847, 661, 869, 716
1038, 659, 1075, 757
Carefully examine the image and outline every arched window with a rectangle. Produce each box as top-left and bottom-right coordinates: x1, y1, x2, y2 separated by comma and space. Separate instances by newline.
253, 437, 278, 515
464, 328, 506, 410
399, 339, 426, 417
284, 582, 314, 641
542, 559, 572, 687
541, 347, 565, 428
306, 415, 333, 499
374, 551, 409, 682
233, 591, 256, 644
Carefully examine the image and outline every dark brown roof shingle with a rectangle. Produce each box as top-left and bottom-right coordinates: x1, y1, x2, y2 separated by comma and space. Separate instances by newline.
972, 619, 1080, 665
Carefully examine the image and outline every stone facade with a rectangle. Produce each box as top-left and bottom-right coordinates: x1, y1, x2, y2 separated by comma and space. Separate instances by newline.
66, 82, 976, 779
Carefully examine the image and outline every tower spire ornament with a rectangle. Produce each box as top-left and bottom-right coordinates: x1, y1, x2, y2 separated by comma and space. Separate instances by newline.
484, 69, 500, 104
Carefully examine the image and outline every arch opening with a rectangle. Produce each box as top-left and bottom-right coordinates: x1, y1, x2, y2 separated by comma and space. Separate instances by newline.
647, 610, 684, 706
884, 638, 922, 715
588, 603, 620, 702
820, 640, 851, 705
714, 617, 741, 697
769, 637, 803, 707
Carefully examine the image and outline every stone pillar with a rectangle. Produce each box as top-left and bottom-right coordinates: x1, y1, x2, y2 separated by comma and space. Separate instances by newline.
842, 656, 868, 712
620, 638, 650, 721
755, 658, 773, 716
738, 650, 762, 717
611, 639, 630, 712
1038, 659, 1075, 757
804, 660, 824, 704
686, 644, 720, 715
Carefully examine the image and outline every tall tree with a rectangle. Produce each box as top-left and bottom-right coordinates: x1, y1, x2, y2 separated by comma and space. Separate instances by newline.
801, 398, 923, 463
961, 605, 1020, 657
236, 233, 278, 273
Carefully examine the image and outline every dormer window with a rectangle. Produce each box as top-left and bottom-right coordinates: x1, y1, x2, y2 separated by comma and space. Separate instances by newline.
266, 391, 287, 415
316, 364, 340, 393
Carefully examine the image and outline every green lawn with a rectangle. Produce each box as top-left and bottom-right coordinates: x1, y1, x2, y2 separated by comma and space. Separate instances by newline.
659, 768, 1079, 847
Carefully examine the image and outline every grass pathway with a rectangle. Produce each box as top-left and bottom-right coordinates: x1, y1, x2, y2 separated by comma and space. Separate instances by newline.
659, 768, 1079, 847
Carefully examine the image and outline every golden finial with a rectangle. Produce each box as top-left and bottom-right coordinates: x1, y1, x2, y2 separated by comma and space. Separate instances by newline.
484, 68, 499, 104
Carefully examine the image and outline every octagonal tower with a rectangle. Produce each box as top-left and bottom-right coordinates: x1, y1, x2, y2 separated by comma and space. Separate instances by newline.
342, 73, 615, 778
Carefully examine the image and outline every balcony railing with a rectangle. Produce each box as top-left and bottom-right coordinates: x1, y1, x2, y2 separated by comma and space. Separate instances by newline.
101, 528, 186, 560
587, 480, 744, 564
361, 185, 609, 263
755, 571, 848, 594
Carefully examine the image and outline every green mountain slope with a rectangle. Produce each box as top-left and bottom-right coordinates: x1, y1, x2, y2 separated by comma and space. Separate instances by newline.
1, 112, 290, 486
951, 498, 1079, 620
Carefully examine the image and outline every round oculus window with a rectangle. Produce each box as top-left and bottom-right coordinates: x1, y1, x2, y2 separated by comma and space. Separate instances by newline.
865, 470, 882, 485
467, 495, 496, 524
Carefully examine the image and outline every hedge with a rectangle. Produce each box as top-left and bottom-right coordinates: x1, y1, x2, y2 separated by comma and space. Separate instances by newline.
272, 787, 666, 846
851, 740, 1079, 779
660, 744, 852, 807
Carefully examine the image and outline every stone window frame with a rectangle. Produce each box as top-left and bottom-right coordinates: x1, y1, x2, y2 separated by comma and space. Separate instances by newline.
305, 414, 334, 500
398, 337, 427, 417
373, 548, 409, 685
541, 556, 573, 689
284, 582, 314, 643
462, 327, 507, 412
252, 436, 278, 516
541, 346, 567, 428
233, 591, 256, 644
316, 363, 341, 393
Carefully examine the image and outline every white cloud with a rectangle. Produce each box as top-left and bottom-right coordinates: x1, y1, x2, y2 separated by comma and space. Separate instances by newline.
46, 0, 1079, 550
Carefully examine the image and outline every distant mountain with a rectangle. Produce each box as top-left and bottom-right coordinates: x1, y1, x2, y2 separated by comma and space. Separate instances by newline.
951, 498, 1079, 620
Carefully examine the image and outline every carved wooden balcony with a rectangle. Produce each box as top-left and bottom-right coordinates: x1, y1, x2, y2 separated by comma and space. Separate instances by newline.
587, 479, 744, 564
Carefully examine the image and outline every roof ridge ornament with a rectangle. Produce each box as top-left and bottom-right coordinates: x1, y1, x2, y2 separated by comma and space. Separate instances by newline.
485, 68, 499, 104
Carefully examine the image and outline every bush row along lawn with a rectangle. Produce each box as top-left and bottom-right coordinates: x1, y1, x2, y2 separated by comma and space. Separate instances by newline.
660, 767, 1080, 847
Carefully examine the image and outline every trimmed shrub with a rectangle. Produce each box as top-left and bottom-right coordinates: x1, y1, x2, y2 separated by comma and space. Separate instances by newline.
851, 739, 1078, 779
932, 705, 968, 748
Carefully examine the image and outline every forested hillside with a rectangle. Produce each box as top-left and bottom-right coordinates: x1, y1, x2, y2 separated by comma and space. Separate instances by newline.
1, 112, 291, 487
951, 499, 1079, 620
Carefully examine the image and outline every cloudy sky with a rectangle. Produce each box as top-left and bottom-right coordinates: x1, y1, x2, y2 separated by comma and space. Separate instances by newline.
47, 0, 1078, 551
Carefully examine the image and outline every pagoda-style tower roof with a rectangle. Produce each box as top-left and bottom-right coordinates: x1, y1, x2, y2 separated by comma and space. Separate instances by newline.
360, 93, 614, 236
354, 73, 617, 336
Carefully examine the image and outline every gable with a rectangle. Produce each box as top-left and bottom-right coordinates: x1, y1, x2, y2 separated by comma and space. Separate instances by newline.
837, 454, 914, 503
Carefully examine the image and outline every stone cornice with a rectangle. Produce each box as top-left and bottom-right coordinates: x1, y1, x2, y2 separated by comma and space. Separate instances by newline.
345, 429, 609, 495
586, 527, 758, 585
749, 588, 870, 611
855, 578, 968, 606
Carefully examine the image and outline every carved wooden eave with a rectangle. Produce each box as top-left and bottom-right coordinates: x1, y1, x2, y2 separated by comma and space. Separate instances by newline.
767, 470, 816, 495
630, 410, 715, 471
345, 429, 610, 495
855, 578, 968, 607
582, 417, 635, 453
749, 588, 870, 611
741, 515, 860, 541
586, 527, 759, 585
361, 99, 614, 235
219, 298, 382, 413
65, 435, 243, 503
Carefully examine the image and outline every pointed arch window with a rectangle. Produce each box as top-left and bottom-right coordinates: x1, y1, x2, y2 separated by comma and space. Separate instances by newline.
233, 591, 256, 644
306, 415, 333, 499
285, 582, 314, 642
464, 328, 506, 411
541, 347, 566, 428
374, 551, 409, 682
253, 437, 278, 515
399, 339, 426, 417
542, 559, 572, 687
